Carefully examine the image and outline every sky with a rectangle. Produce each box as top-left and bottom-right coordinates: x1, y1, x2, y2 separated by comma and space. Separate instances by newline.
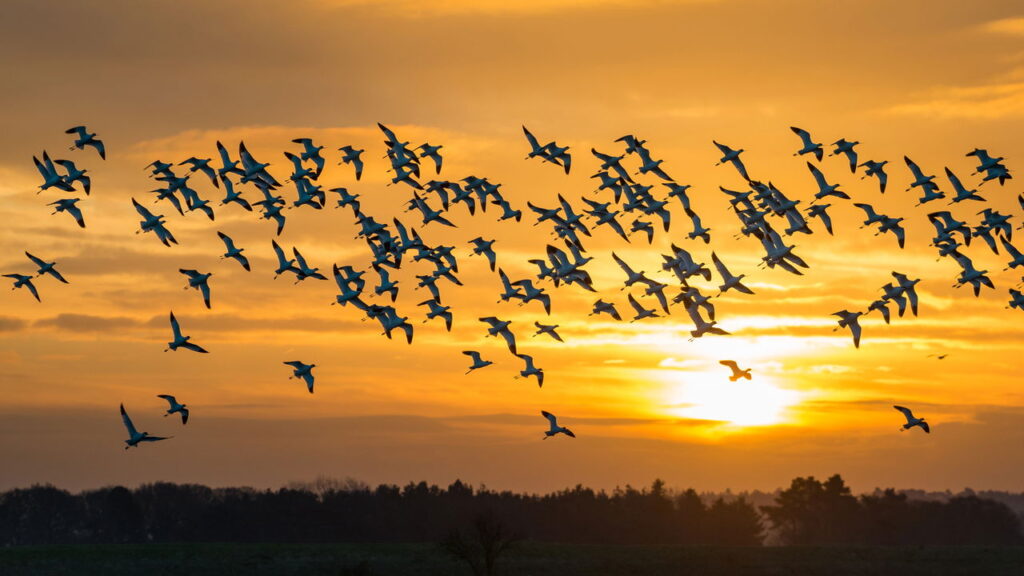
2, 0, 1024, 494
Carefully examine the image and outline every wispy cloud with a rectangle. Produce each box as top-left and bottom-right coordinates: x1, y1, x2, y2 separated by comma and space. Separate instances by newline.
885, 82, 1024, 120
979, 17, 1024, 36
315, 0, 718, 18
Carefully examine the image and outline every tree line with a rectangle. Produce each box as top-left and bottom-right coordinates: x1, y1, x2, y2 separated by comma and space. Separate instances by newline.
0, 475, 1018, 546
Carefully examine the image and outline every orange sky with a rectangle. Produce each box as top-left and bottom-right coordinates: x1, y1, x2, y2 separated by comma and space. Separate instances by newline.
2, 0, 1024, 493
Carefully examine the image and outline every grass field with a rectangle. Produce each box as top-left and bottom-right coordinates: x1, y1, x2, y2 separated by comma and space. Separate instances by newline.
2, 542, 1023, 576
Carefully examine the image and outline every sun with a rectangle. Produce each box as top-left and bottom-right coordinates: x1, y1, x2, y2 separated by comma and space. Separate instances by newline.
664, 370, 802, 427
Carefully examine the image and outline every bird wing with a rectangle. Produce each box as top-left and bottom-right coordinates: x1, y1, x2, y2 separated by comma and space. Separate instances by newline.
611, 252, 635, 277
302, 372, 315, 393
272, 240, 288, 267
217, 231, 236, 251
541, 410, 558, 428
920, 421, 930, 433
462, 350, 482, 362
132, 198, 155, 219
627, 293, 644, 314
24, 251, 46, 268
180, 408, 189, 425
181, 342, 208, 354
720, 360, 739, 371
157, 394, 177, 407
293, 247, 310, 270
500, 329, 517, 354
893, 405, 915, 422
711, 252, 731, 280
179, 269, 199, 279
120, 404, 139, 437
24, 279, 40, 302
169, 312, 182, 339
522, 126, 542, 152
807, 162, 828, 189
200, 282, 211, 309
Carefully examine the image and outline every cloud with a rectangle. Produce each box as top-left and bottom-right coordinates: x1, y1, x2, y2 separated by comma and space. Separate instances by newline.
33, 314, 142, 333
0, 316, 27, 332
979, 17, 1024, 36
885, 82, 1024, 120
315, 0, 717, 18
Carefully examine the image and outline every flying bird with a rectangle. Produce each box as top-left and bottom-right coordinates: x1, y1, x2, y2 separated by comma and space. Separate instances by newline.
25, 252, 68, 283
165, 312, 208, 353
120, 404, 170, 449
894, 405, 930, 433
541, 410, 575, 439
284, 361, 316, 393
3, 273, 40, 302
790, 126, 823, 161
179, 269, 213, 309
216, 231, 250, 271
157, 394, 189, 424
515, 353, 544, 387
719, 360, 752, 381
66, 126, 106, 159
462, 351, 493, 374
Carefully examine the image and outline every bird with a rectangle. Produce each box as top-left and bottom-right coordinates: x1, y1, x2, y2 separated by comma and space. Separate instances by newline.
339, 146, 365, 180
894, 405, 930, 433
3, 273, 40, 302
284, 361, 316, 393
120, 404, 170, 449
33, 152, 75, 193
541, 410, 575, 439
271, 240, 299, 279
157, 395, 189, 424
49, 198, 86, 228
179, 269, 213, 309
66, 126, 105, 159
479, 317, 517, 354
533, 321, 564, 343
515, 353, 544, 387
462, 351, 493, 374
830, 139, 859, 173
590, 299, 621, 321
832, 310, 863, 348
713, 141, 750, 181
859, 159, 889, 193
719, 360, 752, 381
165, 312, 208, 353
626, 293, 658, 322
25, 252, 68, 283
131, 198, 175, 246
790, 126, 823, 161
711, 252, 753, 295
55, 159, 90, 194
216, 231, 250, 271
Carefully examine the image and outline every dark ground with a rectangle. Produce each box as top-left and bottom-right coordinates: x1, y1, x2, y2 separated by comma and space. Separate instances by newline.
2, 543, 1023, 576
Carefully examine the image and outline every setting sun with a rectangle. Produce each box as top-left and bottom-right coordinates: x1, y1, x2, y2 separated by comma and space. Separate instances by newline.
664, 370, 803, 427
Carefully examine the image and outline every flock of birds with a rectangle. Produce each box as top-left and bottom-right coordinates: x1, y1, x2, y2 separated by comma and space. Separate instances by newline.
14, 121, 1018, 448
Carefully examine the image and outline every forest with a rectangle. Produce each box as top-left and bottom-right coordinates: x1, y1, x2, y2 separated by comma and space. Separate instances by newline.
0, 474, 1019, 547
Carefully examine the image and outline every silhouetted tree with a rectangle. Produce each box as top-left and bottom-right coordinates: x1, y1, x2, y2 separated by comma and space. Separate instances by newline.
440, 510, 521, 576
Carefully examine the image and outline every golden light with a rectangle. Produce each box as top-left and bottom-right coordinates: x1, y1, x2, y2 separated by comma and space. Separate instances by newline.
664, 370, 803, 427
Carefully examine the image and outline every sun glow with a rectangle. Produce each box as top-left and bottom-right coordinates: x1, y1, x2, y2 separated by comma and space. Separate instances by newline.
664, 369, 803, 427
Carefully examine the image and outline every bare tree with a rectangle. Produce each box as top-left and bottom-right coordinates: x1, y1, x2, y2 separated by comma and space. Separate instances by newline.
440, 510, 521, 576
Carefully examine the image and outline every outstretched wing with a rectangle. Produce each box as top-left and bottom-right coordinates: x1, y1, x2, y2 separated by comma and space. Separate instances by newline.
120, 404, 139, 437
157, 394, 177, 407
719, 360, 739, 371
541, 410, 558, 428
169, 312, 182, 339
893, 405, 915, 422
181, 341, 208, 354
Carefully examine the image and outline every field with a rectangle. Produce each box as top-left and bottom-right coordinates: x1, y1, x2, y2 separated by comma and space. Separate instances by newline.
2, 543, 1024, 576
